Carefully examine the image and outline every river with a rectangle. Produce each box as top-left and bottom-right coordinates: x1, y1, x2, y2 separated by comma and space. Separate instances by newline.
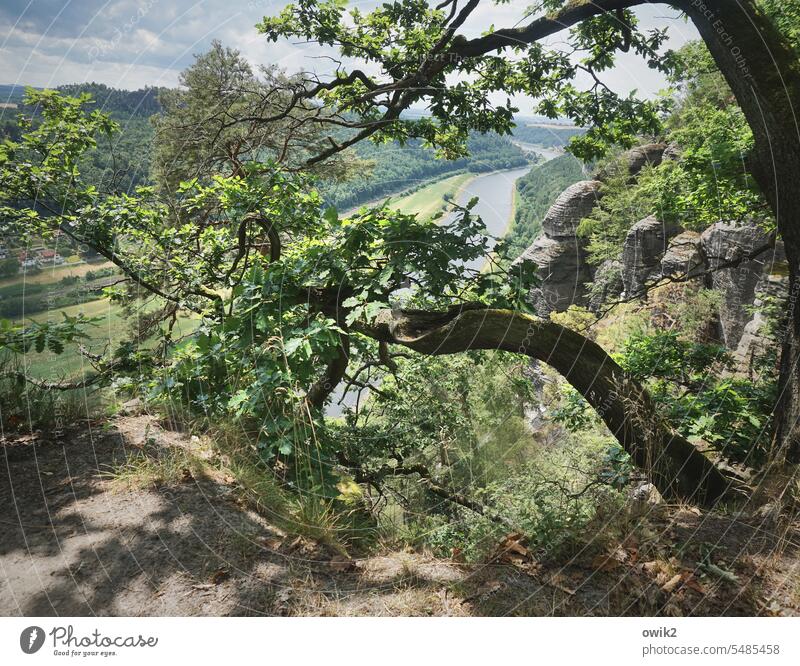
511, 140, 564, 161
326, 159, 545, 416
451, 165, 532, 271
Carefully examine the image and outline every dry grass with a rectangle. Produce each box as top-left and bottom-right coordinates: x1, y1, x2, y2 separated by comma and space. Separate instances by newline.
105, 446, 209, 491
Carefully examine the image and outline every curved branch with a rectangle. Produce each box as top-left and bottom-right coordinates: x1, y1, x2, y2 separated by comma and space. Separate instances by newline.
307, 331, 350, 410
355, 305, 738, 505
449, 0, 647, 58
1, 371, 105, 392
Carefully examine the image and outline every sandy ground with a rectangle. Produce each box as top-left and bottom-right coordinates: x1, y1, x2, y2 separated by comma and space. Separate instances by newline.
2, 415, 799, 616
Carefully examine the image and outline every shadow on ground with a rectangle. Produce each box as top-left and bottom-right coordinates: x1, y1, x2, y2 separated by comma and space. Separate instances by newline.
2, 416, 798, 616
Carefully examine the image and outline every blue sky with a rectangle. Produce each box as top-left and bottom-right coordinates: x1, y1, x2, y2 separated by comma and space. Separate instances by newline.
0, 1, 698, 104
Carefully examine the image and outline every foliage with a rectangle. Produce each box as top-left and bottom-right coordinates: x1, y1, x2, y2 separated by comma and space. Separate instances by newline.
152, 41, 353, 192
332, 351, 537, 487
552, 384, 596, 433
0, 314, 100, 432
650, 285, 723, 343
553, 321, 777, 465
576, 39, 771, 267
761, 0, 800, 53
416, 435, 625, 562
0, 367, 93, 433
0, 89, 544, 504
618, 331, 775, 463
0, 314, 94, 355
4, 0, 796, 556
257, 1, 679, 161
577, 161, 666, 264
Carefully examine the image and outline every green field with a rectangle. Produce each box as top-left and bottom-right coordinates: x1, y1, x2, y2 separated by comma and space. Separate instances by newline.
0, 260, 114, 289
383, 172, 475, 219
14, 297, 197, 379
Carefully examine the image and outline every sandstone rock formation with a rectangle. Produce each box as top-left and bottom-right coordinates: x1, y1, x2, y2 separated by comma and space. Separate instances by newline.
701, 222, 773, 348
516, 180, 601, 314
517, 143, 670, 316
588, 259, 623, 311
735, 272, 789, 375
514, 142, 786, 359
621, 215, 681, 298
594, 142, 667, 181
660, 230, 704, 281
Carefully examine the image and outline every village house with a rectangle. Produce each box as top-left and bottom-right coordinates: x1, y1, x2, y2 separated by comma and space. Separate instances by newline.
17, 252, 38, 270
36, 248, 65, 268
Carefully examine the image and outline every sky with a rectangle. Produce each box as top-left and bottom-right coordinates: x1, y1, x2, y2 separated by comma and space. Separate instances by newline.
0, 1, 699, 107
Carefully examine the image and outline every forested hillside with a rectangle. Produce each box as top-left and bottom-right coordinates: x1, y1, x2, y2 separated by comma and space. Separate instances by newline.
321, 133, 528, 210
511, 121, 585, 147
505, 154, 585, 257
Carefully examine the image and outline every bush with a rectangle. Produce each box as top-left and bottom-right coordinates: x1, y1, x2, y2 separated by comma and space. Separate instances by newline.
0, 258, 19, 278
414, 437, 626, 562
0, 361, 96, 433
618, 330, 776, 463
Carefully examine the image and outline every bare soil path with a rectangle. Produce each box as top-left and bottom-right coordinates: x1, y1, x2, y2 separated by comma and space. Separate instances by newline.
2, 415, 799, 616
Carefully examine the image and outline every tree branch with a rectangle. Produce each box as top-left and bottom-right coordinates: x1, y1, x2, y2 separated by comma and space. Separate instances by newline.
352, 304, 740, 505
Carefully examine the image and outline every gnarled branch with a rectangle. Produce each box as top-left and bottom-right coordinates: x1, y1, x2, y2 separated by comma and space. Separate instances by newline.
354, 304, 739, 505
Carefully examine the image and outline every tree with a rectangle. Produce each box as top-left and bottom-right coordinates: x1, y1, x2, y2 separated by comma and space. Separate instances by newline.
0, 87, 733, 505
151, 40, 356, 193
12, 1, 799, 506
253, 0, 800, 464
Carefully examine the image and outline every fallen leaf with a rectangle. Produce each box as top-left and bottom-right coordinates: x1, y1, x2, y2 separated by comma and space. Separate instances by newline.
661, 573, 683, 593
488, 532, 536, 565
592, 553, 623, 571
643, 560, 660, 574
682, 574, 706, 595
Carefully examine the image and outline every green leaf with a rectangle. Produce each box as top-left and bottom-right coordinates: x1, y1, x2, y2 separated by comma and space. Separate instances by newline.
323, 205, 338, 224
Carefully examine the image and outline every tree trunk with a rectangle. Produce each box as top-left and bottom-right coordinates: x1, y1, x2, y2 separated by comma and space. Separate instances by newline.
678, 0, 800, 462
449, 0, 800, 462
358, 306, 735, 505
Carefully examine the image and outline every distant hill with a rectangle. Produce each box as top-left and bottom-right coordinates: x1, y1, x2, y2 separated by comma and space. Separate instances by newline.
0, 82, 165, 116
511, 122, 585, 148
0, 84, 33, 103
56, 83, 166, 116
0, 82, 580, 201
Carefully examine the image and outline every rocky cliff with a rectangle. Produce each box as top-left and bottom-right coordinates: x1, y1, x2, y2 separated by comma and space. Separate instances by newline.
515, 143, 787, 354
517, 143, 667, 316
515, 179, 601, 313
